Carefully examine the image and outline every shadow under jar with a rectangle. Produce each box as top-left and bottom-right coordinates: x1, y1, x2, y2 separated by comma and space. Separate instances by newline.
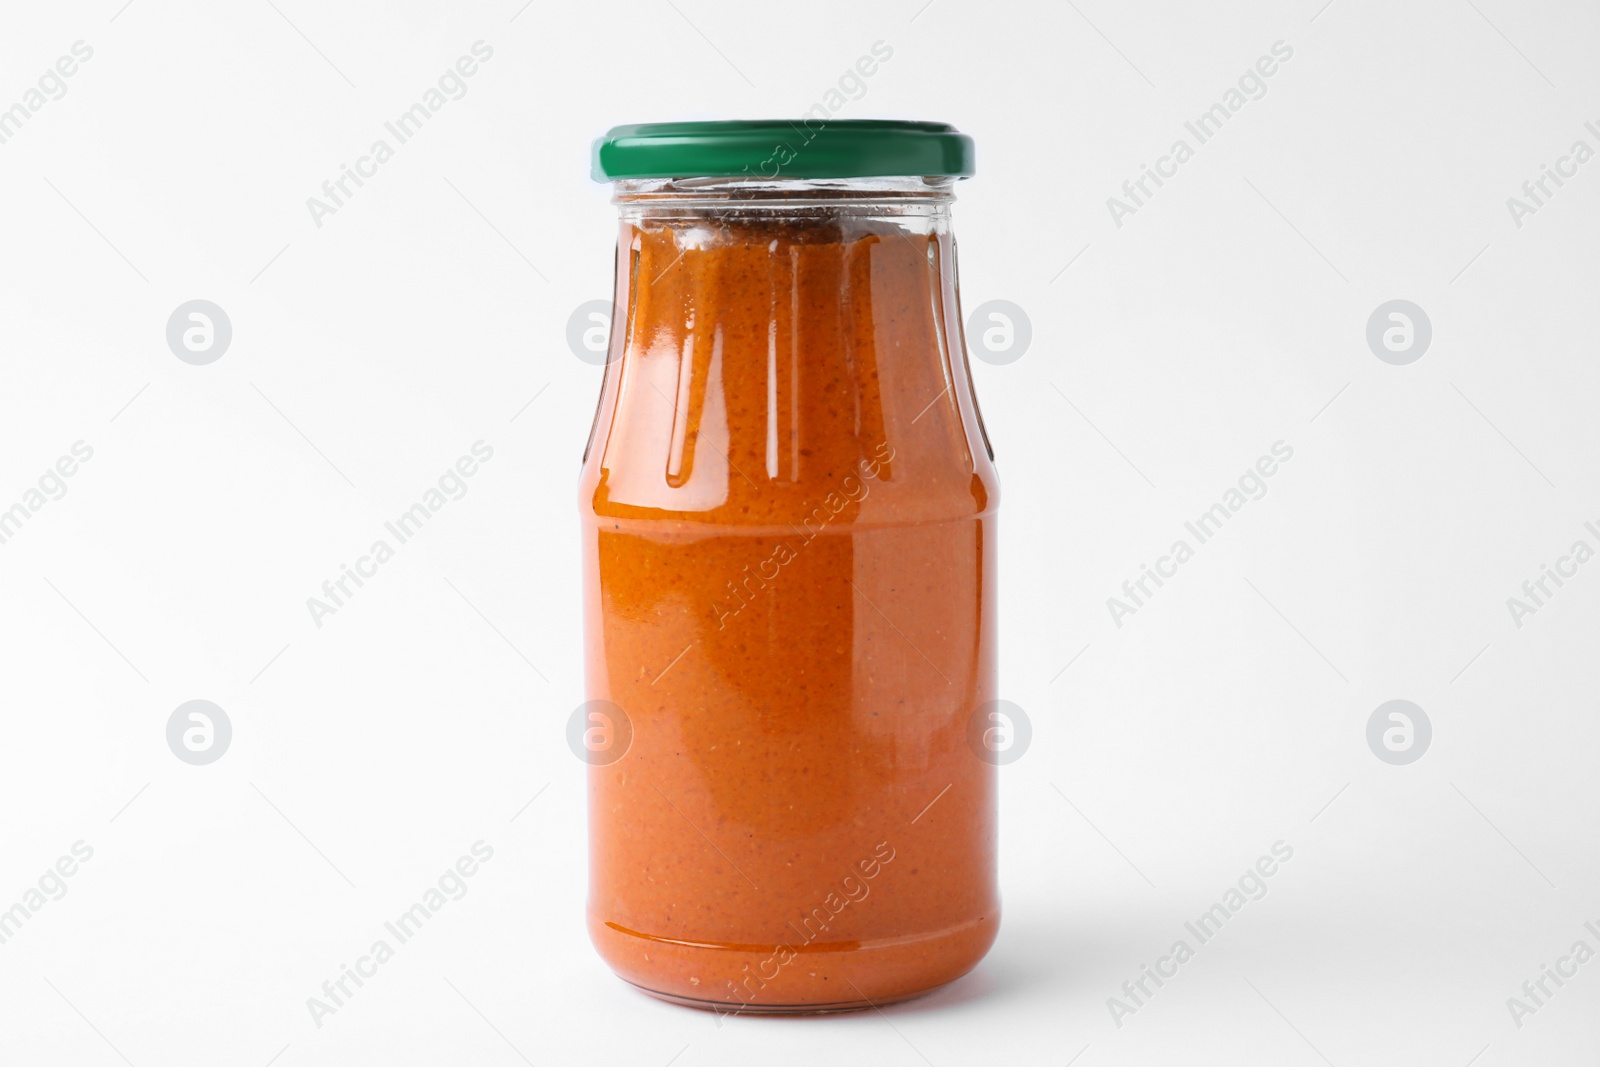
579, 121, 999, 1013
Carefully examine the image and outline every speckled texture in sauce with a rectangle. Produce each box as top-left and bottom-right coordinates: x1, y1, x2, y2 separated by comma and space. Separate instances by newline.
580, 198, 998, 1011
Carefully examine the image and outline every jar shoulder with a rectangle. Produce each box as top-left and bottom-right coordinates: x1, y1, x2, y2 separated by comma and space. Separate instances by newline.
580, 435, 998, 527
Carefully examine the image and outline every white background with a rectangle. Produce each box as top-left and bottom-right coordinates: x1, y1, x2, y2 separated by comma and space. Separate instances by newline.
1, 0, 1597, 1064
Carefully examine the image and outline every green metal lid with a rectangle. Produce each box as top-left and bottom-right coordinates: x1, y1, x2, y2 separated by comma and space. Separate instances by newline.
591, 120, 974, 182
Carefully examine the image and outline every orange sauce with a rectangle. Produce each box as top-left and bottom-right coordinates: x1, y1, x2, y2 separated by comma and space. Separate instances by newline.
580, 198, 998, 1011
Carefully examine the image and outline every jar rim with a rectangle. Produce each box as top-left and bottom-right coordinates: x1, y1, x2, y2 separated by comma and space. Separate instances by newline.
612, 176, 956, 215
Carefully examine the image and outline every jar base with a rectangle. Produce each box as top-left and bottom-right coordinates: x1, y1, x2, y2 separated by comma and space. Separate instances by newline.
621, 978, 943, 1015
589, 910, 998, 1013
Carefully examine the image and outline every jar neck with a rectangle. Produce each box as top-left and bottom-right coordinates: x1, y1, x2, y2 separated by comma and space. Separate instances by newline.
612, 176, 956, 222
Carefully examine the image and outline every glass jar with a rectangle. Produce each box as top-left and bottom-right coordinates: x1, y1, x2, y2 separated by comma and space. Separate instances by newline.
580, 121, 998, 1012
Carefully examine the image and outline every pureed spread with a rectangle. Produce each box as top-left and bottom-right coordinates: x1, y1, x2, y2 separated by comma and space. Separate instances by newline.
582, 121, 998, 1012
